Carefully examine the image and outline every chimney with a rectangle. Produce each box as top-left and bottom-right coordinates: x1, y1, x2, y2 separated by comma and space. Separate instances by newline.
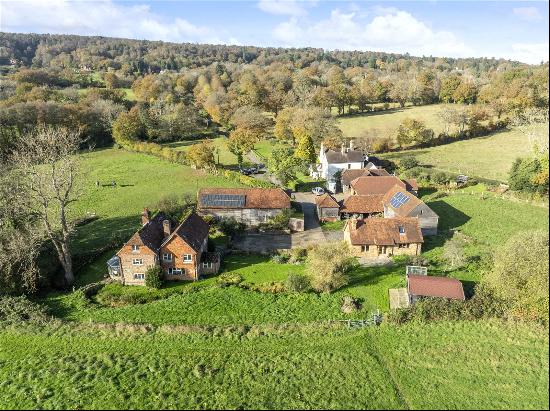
341, 144, 346, 155
141, 208, 150, 226
163, 220, 171, 238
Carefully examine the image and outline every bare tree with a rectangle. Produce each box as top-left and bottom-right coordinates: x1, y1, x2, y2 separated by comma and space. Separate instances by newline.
10, 127, 84, 287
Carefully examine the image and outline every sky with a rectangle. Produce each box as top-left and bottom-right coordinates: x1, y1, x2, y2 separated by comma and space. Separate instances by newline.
1, 0, 548, 64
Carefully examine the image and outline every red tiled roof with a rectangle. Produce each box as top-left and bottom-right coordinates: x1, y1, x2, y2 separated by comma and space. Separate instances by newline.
123, 212, 168, 252
341, 168, 390, 185
347, 217, 423, 246
382, 185, 424, 216
162, 212, 209, 252
198, 188, 290, 209
315, 193, 340, 208
407, 275, 465, 300
350, 176, 406, 195
404, 178, 419, 191
341, 195, 384, 214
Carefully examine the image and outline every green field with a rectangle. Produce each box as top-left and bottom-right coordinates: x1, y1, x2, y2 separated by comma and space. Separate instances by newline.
338, 104, 458, 139
383, 126, 544, 182
163, 136, 239, 167
0, 321, 546, 409
71, 148, 243, 255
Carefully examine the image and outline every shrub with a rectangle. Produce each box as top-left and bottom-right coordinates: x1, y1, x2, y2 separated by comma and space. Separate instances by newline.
399, 156, 419, 170
217, 217, 245, 237
271, 253, 290, 264
250, 281, 286, 294
306, 242, 355, 293
432, 171, 449, 185
340, 295, 362, 313
145, 266, 164, 289
285, 273, 310, 293
288, 247, 308, 264
217, 272, 243, 287
0, 296, 52, 326
259, 209, 291, 231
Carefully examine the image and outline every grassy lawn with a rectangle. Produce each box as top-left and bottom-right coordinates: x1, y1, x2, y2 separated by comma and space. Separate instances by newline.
70, 148, 244, 258
338, 104, 460, 138
0, 321, 546, 409
381, 125, 546, 182
163, 136, 240, 167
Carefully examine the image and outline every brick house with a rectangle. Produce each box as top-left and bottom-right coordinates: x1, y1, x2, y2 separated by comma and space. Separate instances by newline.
109, 209, 219, 286
315, 193, 340, 222
382, 185, 439, 236
344, 217, 424, 258
197, 187, 290, 227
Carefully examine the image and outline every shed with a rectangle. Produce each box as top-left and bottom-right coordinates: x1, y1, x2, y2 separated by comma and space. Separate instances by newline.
315, 193, 340, 222
407, 274, 465, 304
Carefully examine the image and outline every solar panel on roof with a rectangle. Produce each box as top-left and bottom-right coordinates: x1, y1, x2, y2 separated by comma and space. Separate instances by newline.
389, 191, 410, 208
201, 194, 246, 208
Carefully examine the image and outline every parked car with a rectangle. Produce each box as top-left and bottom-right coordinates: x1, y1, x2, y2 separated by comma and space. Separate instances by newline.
312, 187, 325, 196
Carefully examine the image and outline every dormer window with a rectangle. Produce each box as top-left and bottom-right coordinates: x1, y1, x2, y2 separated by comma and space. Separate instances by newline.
132, 245, 139, 253
399, 226, 406, 235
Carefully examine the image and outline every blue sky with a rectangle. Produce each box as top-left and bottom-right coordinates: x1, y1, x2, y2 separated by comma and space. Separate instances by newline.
1, 1, 548, 63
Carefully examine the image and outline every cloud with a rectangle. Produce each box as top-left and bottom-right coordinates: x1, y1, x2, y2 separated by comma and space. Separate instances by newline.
257, 0, 315, 17
510, 43, 549, 64
272, 8, 472, 57
1, 0, 224, 44
513, 6, 543, 22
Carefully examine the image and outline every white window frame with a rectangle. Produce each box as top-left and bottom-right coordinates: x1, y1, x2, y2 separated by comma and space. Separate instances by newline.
133, 273, 145, 280
131, 245, 139, 253
132, 258, 143, 265
202, 261, 213, 268
168, 268, 183, 275
183, 254, 193, 263
162, 253, 173, 262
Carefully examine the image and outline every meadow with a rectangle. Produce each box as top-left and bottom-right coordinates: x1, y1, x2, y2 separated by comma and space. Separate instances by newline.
337, 104, 457, 139
382, 126, 544, 182
0, 321, 546, 409
70, 148, 244, 254
163, 136, 239, 167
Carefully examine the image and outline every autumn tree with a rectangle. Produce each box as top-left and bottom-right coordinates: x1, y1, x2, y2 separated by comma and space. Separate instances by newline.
227, 128, 256, 166
294, 130, 316, 164
112, 106, 145, 144
268, 147, 305, 186
396, 118, 434, 147
187, 141, 215, 169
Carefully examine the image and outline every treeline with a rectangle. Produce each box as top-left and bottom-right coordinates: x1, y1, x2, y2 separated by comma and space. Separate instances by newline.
0, 32, 530, 72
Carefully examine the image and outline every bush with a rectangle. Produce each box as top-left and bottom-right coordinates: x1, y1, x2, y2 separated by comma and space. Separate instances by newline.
250, 281, 286, 294
217, 217, 245, 237
288, 247, 308, 264
217, 272, 243, 287
0, 296, 52, 326
431, 171, 449, 185
306, 242, 355, 293
271, 253, 290, 264
145, 266, 164, 289
399, 156, 419, 170
259, 209, 291, 231
340, 295, 362, 313
285, 273, 310, 293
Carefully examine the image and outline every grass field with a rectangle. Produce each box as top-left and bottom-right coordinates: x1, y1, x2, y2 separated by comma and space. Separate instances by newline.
71, 148, 243, 255
163, 136, 239, 167
0, 321, 546, 409
337, 104, 458, 139
382, 126, 545, 182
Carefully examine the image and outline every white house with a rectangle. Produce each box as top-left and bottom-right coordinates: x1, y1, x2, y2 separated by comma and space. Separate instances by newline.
312, 141, 366, 192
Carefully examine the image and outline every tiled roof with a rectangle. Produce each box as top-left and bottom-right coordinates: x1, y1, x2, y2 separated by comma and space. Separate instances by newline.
325, 148, 365, 164
350, 176, 406, 195
404, 178, 419, 191
341, 168, 390, 185
315, 193, 340, 208
162, 212, 209, 252
407, 275, 465, 300
124, 212, 168, 252
341, 195, 384, 214
347, 217, 423, 246
382, 185, 424, 217
198, 188, 290, 210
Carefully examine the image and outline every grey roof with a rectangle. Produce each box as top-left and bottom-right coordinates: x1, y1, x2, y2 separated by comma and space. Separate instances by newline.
325, 149, 365, 164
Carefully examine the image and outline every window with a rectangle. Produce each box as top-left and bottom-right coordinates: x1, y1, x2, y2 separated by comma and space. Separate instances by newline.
398, 244, 408, 249
168, 268, 183, 275
203, 262, 213, 268
398, 226, 406, 235
132, 258, 143, 265
131, 245, 139, 253
183, 254, 192, 263
347, 163, 351, 169
162, 253, 173, 262
361, 245, 370, 252
133, 273, 145, 280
